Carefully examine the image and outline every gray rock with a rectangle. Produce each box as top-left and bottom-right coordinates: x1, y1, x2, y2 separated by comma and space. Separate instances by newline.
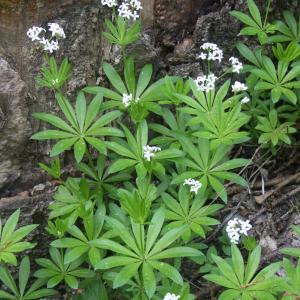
0, 57, 29, 189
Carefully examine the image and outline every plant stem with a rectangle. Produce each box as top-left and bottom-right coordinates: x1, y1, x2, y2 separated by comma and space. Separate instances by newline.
263, 0, 272, 28
85, 147, 95, 171
121, 45, 127, 63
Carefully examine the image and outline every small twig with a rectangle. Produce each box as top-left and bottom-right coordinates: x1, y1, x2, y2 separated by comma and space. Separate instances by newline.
255, 172, 300, 204
271, 185, 300, 208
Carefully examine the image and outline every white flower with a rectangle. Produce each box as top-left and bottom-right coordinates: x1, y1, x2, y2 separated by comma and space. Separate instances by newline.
200, 42, 223, 62
122, 93, 133, 107
52, 79, 59, 85
27, 26, 45, 41
143, 145, 161, 161
226, 218, 252, 244
130, 0, 142, 10
183, 178, 202, 194
39, 37, 49, 45
131, 10, 140, 21
118, 0, 142, 20
118, 2, 132, 19
229, 57, 243, 74
198, 52, 207, 60
232, 81, 247, 93
101, 0, 118, 7
43, 40, 59, 53
163, 293, 180, 300
241, 96, 250, 104
195, 73, 217, 92
48, 23, 66, 39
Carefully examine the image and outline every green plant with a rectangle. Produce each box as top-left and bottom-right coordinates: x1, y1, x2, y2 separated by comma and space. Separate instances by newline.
51, 204, 110, 267
0, 256, 57, 299
77, 154, 131, 201
162, 186, 222, 241
84, 58, 175, 122
31, 91, 123, 162
269, 11, 300, 43
93, 208, 202, 298
0, 210, 37, 266
280, 258, 300, 300
255, 109, 296, 146
204, 245, 283, 299
36, 56, 72, 90
251, 57, 300, 104
192, 101, 250, 149
39, 157, 61, 180
172, 137, 249, 202
117, 177, 157, 224
103, 16, 141, 47
48, 177, 95, 221
34, 247, 95, 289
230, 0, 276, 44
106, 120, 184, 177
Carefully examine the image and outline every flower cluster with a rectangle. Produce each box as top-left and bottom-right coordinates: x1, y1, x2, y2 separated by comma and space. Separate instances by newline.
163, 293, 180, 300
229, 57, 243, 74
226, 218, 252, 244
143, 145, 161, 161
122, 93, 140, 107
122, 93, 133, 107
118, 0, 142, 20
101, 0, 142, 20
195, 74, 217, 92
232, 81, 248, 93
101, 0, 118, 7
27, 23, 65, 53
198, 43, 223, 62
183, 178, 202, 194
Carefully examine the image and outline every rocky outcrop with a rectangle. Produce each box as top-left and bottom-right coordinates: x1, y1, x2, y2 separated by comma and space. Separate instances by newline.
0, 57, 29, 189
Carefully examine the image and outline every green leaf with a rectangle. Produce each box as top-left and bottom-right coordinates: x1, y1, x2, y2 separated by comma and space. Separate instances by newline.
32, 113, 76, 134
95, 256, 139, 270
124, 57, 136, 94
64, 246, 88, 264
245, 245, 261, 283
50, 138, 78, 157
85, 137, 107, 155
103, 62, 127, 94
84, 93, 103, 131
108, 158, 137, 174
247, 0, 262, 27
0, 267, 18, 295
142, 262, 156, 299
75, 91, 87, 132
145, 208, 165, 254
113, 262, 141, 288
31, 130, 75, 140
65, 275, 79, 289
231, 244, 244, 285
136, 64, 153, 98
1, 209, 20, 242
149, 261, 183, 285
19, 256, 30, 296
74, 138, 86, 163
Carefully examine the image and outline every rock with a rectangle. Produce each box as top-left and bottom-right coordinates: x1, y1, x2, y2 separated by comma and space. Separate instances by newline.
0, 57, 29, 189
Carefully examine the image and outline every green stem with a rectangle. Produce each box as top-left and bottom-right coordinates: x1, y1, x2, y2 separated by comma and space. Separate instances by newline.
85, 147, 95, 171
121, 45, 127, 64
207, 60, 211, 74
139, 223, 144, 253
263, 0, 272, 28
